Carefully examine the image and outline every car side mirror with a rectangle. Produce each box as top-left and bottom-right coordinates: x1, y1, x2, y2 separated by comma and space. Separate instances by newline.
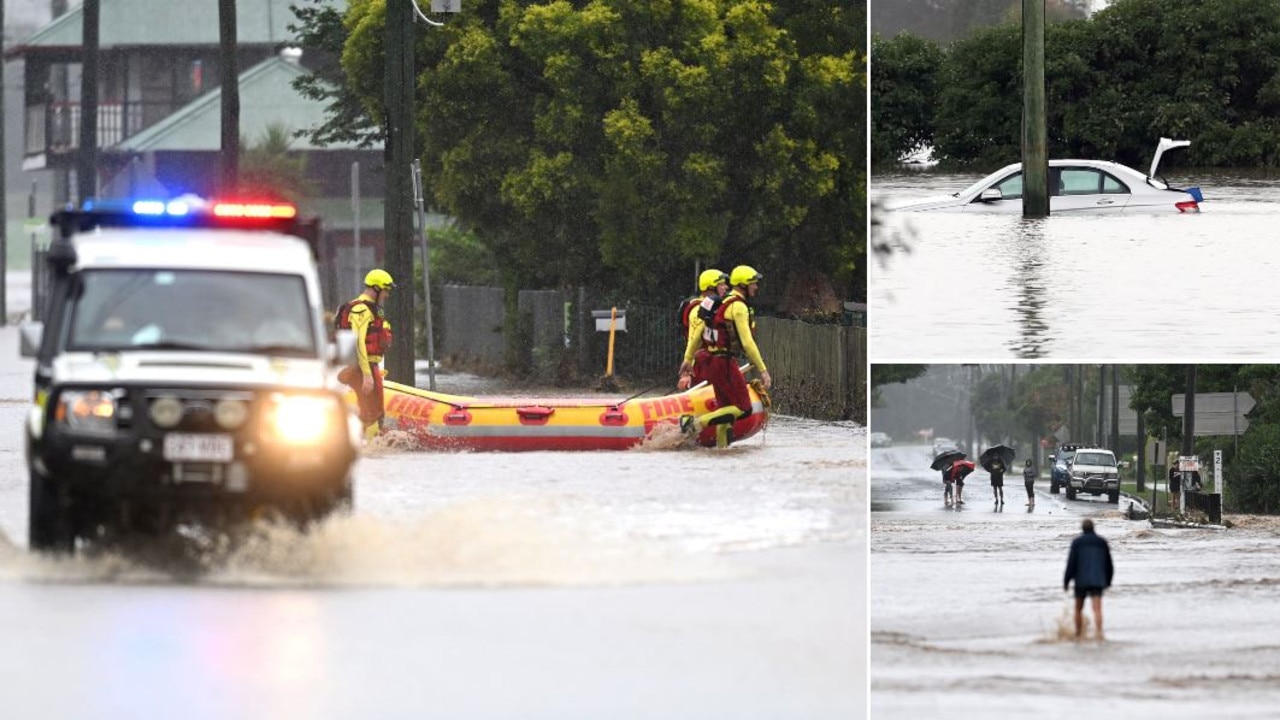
979, 188, 1003, 202
330, 329, 357, 366
19, 322, 43, 358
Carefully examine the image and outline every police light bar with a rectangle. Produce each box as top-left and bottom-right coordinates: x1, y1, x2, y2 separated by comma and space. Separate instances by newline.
53, 197, 301, 237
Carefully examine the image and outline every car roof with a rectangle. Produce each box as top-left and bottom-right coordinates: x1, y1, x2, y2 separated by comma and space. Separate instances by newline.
71, 227, 314, 274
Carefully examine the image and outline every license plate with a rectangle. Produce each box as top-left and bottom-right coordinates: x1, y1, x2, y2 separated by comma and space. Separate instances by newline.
163, 433, 234, 462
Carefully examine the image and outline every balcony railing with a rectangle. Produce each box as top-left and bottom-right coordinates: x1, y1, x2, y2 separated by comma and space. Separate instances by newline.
25, 101, 173, 157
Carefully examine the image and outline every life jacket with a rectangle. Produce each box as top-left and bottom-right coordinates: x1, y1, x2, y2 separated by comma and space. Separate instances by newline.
677, 296, 701, 340
335, 297, 393, 357
678, 293, 724, 342
704, 293, 754, 354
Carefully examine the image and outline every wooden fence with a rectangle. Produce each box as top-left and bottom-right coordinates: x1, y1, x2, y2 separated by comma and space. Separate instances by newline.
755, 318, 865, 423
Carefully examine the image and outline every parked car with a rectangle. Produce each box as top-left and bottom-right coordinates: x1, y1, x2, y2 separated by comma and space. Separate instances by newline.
1064, 447, 1121, 503
870, 431, 893, 448
891, 138, 1202, 214
932, 437, 956, 455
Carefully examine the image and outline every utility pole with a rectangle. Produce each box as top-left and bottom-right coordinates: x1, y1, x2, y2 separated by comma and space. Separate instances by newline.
1181, 365, 1197, 515
1, 0, 8, 325
219, 0, 240, 193
1110, 365, 1120, 454
1096, 365, 1104, 447
1136, 408, 1146, 493
1021, 0, 1049, 217
76, 0, 100, 205
383, 0, 416, 386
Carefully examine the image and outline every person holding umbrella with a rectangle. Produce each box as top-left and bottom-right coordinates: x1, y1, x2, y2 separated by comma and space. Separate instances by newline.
1023, 459, 1037, 507
980, 445, 1016, 507
950, 459, 975, 506
931, 448, 966, 507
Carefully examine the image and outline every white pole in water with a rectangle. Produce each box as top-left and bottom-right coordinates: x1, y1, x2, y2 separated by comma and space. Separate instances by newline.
412, 160, 437, 391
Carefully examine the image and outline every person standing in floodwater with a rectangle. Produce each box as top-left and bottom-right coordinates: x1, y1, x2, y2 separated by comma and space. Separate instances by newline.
1063, 518, 1114, 640
1023, 459, 1036, 507
942, 466, 954, 506
989, 459, 1006, 506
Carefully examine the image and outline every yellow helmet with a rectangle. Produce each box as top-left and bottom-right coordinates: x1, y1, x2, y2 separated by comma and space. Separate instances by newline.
729, 265, 762, 287
364, 268, 395, 290
698, 268, 729, 292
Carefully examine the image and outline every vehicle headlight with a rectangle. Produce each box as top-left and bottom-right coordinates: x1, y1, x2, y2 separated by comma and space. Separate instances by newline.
266, 393, 339, 445
55, 389, 117, 435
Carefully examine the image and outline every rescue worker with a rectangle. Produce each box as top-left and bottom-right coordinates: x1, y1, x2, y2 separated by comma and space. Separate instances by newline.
679, 265, 771, 448
335, 269, 395, 439
676, 268, 729, 391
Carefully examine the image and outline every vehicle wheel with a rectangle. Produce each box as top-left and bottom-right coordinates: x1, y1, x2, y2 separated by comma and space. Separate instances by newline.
28, 467, 75, 553
1108, 490, 1120, 504
1065, 486, 1076, 501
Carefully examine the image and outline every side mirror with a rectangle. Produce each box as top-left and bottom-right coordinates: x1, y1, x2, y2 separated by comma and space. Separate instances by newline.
19, 322, 44, 358
979, 188, 1003, 202
330, 329, 357, 366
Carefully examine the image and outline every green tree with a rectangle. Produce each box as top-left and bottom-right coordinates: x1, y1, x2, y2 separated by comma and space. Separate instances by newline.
869, 33, 943, 167
239, 124, 313, 202
331, 0, 864, 305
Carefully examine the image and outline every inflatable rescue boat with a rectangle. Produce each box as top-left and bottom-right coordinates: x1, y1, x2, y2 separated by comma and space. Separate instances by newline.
376, 377, 770, 451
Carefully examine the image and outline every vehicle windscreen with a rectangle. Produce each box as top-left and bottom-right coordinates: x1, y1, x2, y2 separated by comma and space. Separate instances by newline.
1057, 450, 1076, 465
67, 269, 316, 356
1074, 452, 1115, 467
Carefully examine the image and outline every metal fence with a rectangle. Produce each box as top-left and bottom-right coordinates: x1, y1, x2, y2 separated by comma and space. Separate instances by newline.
1184, 490, 1222, 524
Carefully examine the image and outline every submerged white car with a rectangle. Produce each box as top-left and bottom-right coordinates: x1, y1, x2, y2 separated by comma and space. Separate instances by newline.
892, 138, 1203, 214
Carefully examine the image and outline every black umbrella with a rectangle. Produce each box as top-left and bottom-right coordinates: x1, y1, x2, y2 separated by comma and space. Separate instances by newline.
931, 448, 966, 471
980, 445, 1016, 472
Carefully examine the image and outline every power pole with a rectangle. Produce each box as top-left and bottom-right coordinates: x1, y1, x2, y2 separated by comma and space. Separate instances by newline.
1096, 365, 1104, 447
219, 0, 240, 193
1, 0, 8, 325
383, 0, 416, 385
1110, 365, 1120, 454
1021, 0, 1048, 217
76, 0, 100, 205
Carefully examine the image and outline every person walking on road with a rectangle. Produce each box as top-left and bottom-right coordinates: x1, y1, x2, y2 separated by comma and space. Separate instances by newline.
1023, 459, 1037, 507
335, 269, 395, 440
952, 461, 967, 506
990, 459, 1006, 506
1168, 465, 1182, 514
942, 466, 954, 506
1063, 518, 1115, 641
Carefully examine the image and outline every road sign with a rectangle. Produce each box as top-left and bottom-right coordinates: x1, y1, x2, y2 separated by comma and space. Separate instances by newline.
1214, 449, 1223, 494
1146, 439, 1166, 465
1171, 392, 1255, 436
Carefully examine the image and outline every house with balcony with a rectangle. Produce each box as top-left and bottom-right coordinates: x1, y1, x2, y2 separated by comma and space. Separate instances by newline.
4, 0, 397, 304
4, 0, 352, 197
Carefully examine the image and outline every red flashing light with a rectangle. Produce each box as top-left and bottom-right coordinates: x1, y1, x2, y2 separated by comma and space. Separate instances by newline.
212, 202, 298, 219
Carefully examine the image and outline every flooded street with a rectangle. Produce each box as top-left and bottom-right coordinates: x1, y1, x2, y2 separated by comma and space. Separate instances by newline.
0, 324, 865, 719
871, 444, 1280, 719
871, 171, 1280, 358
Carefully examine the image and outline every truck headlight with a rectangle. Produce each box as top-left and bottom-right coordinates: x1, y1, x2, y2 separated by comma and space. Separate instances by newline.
266, 394, 339, 445
55, 390, 117, 435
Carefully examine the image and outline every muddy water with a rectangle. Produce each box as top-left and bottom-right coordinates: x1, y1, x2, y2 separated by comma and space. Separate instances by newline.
0, 355, 866, 720
872, 444, 1280, 719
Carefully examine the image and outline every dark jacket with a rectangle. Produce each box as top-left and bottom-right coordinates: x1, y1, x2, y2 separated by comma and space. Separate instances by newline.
1064, 530, 1114, 591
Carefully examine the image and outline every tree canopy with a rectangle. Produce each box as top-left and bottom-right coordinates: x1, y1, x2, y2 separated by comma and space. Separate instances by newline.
295, 0, 865, 306
872, 0, 1280, 168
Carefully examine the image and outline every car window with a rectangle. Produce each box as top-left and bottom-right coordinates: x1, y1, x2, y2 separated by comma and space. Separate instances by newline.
1074, 452, 1116, 467
68, 269, 316, 355
1101, 172, 1129, 194
992, 173, 1022, 200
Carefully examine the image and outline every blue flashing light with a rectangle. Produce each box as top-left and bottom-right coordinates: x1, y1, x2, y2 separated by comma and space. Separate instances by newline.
132, 200, 167, 216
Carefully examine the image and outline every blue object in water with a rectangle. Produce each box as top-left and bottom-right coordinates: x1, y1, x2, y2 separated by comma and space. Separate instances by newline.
1188, 186, 1204, 203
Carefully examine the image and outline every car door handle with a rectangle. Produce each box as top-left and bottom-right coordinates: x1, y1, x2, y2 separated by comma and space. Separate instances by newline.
1096, 199, 1115, 205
